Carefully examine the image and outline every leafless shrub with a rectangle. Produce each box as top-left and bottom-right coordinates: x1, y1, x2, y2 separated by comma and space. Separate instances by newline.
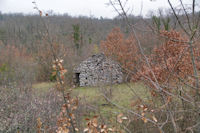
0, 85, 62, 133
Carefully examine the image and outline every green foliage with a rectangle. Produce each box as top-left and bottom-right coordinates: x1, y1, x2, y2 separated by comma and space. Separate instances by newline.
152, 16, 171, 31
162, 17, 170, 31
72, 24, 80, 50
0, 63, 9, 72
0, 63, 15, 85
152, 16, 161, 31
50, 72, 57, 81
0, 12, 3, 20
88, 37, 92, 44
0, 29, 6, 44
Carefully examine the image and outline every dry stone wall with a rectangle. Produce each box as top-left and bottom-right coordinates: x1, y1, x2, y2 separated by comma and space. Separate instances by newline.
74, 53, 123, 86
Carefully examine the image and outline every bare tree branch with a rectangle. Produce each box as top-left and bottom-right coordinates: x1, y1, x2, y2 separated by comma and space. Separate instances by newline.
168, 0, 190, 36
179, 0, 192, 32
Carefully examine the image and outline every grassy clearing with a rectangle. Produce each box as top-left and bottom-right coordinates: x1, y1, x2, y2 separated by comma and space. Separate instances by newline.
32, 82, 56, 96
32, 82, 151, 106
32, 82, 151, 119
73, 82, 151, 119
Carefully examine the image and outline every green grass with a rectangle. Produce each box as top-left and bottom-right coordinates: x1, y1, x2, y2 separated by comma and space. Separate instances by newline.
32, 82, 56, 95
75, 83, 150, 104
73, 83, 150, 118
32, 82, 151, 118
73, 82, 151, 120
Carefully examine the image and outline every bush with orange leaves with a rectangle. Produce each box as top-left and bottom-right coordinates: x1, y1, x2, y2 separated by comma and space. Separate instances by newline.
101, 27, 140, 74
137, 30, 200, 86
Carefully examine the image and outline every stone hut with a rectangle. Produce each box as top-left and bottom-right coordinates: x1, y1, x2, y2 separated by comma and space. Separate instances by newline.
74, 53, 123, 87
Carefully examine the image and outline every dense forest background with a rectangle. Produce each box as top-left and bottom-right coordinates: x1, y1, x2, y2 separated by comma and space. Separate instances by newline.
1, 1, 200, 132
0, 12, 159, 84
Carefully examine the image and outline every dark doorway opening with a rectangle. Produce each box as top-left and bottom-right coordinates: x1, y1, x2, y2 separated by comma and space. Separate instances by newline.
75, 73, 80, 86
